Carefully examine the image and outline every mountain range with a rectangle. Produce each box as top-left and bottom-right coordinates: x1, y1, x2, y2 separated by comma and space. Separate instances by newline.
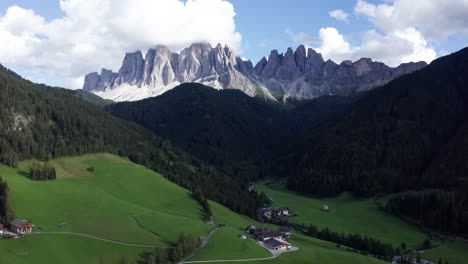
83, 43, 427, 101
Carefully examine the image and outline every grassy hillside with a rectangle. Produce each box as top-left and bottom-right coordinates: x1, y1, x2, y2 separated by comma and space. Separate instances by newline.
256, 183, 428, 248
192, 233, 389, 264
0, 153, 212, 263
190, 228, 271, 261
0, 65, 261, 219
0, 235, 143, 264
194, 198, 390, 264
423, 240, 468, 264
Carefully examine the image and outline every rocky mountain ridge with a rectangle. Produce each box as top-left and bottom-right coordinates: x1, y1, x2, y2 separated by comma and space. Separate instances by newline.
83, 43, 427, 101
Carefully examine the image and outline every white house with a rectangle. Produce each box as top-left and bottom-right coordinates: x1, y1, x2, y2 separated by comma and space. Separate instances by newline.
264, 238, 291, 250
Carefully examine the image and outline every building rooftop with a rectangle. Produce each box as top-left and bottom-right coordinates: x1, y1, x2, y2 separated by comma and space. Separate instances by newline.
10, 219, 30, 228
264, 238, 289, 248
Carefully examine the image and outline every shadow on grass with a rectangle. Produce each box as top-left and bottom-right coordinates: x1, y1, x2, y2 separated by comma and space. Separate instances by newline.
17, 170, 31, 179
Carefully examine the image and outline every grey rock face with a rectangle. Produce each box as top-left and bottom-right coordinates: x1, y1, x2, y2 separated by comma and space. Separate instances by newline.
83, 43, 264, 100
83, 44, 427, 101
115, 51, 144, 86
253, 47, 427, 99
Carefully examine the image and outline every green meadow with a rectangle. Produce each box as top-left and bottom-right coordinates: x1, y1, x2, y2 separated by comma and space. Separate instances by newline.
256, 183, 428, 248
422, 240, 468, 264
193, 199, 390, 264
193, 233, 389, 264
0, 154, 438, 264
190, 228, 271, 261
0, 153, 211, 263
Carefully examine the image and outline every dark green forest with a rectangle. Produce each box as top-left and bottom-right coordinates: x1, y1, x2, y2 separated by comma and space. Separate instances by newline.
0, 64, 261, 218
107, 83, 353, 180
386, 190, 468, 235
285, 48, 468, 197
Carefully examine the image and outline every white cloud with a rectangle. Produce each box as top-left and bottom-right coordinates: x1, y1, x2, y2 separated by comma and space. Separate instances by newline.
316, 28, 352, 61
329, 9, 350, 23
355, 0, 468, 40
0, 0, 242, 89
315, 27, 436, 66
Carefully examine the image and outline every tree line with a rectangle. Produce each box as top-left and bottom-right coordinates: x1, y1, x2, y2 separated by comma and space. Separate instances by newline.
193, 187, 212, 221
0, 177, 14, 224
386, 190, 468, 237
29, 161, 56, 180
305, 224, 395, 258
142, 233, 200, 264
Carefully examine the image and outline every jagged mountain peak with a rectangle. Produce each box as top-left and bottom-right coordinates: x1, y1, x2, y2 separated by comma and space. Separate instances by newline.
83, 44, 427, 102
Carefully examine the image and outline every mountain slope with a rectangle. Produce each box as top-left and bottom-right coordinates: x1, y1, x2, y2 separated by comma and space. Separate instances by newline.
83, 43, 426, 101
107, 83, 355, 179
107, 83, 283, 178
0, 64, 261, 217
283, 47, 468, 197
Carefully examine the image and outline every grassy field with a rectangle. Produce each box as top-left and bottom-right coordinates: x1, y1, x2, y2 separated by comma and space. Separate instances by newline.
192, 233, 389, 264
422, 240, 468, 264
190, 228, 271, 261
0, 234, 143, 264
256, 183, 428, 248
0, 153, 212, 263
0, 154, 441, 264
195, 200, 390, 264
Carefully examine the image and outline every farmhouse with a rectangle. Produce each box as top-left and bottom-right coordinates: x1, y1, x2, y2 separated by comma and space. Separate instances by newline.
258, 206, 290, 223
10, 219, 32, 234
264, 238, 291, 250
255, 227, 283, 241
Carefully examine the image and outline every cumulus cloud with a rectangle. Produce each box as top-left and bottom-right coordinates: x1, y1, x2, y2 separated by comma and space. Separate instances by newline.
315, 27, 436, 66
355, 0, 468, 40
329, 9, 350, 23
0, 0, 242, 89
298, 0, 452, 66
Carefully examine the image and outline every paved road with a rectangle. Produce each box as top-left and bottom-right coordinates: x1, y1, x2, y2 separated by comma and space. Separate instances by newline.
181, 256, 276, 263
27, 231, 173, 248
179, 227, 219, 263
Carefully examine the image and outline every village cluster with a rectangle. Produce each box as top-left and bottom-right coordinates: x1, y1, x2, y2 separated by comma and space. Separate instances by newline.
0, 218, 33, 237
244, 224, 295, 251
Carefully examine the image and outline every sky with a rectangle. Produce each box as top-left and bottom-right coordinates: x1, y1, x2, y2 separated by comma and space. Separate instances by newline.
0, 0, 467, 89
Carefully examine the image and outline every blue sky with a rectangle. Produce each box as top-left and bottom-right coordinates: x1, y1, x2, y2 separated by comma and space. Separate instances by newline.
0, 0, 467, 88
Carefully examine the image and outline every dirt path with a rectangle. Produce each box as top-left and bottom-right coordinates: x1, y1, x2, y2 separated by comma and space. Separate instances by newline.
27, 231, 173, 248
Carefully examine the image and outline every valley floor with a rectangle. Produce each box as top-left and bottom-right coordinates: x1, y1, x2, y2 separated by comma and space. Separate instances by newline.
1, 154, 462, 264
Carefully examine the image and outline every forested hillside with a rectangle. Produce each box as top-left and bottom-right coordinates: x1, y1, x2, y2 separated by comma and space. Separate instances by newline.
107, 83, 283, 178
0, 65, 261, 217
284, 47, 468, 196
107, 83, 354, 179
282, 48, 468, 235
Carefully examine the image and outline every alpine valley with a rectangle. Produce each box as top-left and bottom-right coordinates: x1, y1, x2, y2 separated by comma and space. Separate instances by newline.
1, 37, 467, 264
83, 43, 427, 102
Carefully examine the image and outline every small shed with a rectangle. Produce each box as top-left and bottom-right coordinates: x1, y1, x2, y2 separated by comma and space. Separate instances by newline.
322, 204, 329, 211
